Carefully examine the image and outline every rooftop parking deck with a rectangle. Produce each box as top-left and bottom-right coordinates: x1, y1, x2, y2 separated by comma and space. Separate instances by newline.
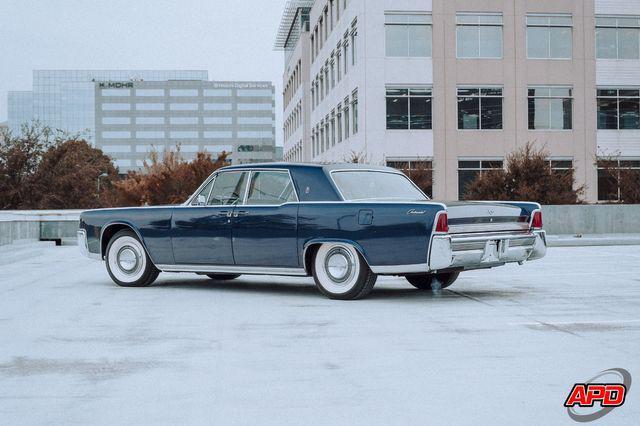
0, 244, 638, 424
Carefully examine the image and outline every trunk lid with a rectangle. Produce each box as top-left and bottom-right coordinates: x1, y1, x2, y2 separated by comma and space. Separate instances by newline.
444, 201, 530, 234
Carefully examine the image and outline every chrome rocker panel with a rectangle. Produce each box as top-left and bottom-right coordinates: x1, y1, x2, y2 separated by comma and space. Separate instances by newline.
155, 264, 308, 277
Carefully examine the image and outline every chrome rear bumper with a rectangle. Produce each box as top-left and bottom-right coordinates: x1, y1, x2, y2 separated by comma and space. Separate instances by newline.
429, 230, 546, 272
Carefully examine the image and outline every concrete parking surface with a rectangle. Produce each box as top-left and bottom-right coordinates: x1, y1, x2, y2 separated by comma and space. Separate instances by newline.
0, 244, 638, 425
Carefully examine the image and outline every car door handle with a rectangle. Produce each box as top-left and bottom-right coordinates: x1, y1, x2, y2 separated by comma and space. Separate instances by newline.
232, 211, 249, 218
218, 211, 232, 217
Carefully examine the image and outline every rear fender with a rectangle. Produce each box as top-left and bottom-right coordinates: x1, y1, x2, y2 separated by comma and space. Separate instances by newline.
302, 238, 371, 275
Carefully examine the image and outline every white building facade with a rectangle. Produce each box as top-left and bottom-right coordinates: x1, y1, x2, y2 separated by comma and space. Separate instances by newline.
277, 0, 640, 202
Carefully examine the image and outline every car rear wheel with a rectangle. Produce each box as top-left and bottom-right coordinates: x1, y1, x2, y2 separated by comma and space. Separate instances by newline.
312, 243, 377, 300
105, 230, 159, 287
206, 274, 241, 281
405, 272, 459, 291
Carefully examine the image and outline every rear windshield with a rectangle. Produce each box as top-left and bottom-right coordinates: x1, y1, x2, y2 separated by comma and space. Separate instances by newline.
331, 171, 428, 201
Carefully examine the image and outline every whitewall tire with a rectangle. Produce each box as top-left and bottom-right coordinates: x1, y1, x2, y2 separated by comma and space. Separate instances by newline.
105, 230, 159, 287
312, 243, 377, 300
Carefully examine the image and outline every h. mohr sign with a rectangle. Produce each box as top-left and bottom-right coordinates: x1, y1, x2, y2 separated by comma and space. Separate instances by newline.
97, 82, 134, 89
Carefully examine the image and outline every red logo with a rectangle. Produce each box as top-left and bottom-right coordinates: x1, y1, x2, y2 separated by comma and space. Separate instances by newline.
564, 384, 627, 408
565, 368, 631, 422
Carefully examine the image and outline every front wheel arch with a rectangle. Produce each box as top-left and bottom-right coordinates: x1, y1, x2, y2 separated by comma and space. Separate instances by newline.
101, 222, 149, 261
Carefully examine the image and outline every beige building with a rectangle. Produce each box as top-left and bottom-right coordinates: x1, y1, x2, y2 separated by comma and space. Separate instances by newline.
276, 0, 640, 202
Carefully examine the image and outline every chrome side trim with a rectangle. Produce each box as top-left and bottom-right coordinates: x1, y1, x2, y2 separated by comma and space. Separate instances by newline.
156, 264, 308, 276
369, 263, 429, 274
448, 222, 530, 234
77, 229, 101, 260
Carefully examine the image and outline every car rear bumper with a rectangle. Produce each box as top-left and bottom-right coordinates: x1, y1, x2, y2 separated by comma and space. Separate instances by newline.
78, 229, 101, 260
428, 230, 546, 272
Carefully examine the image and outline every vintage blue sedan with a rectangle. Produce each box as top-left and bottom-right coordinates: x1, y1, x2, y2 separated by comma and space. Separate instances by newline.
78, 163, 547, 299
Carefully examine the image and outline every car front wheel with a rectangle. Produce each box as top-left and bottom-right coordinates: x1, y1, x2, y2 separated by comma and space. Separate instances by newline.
105, 230, 159, 287
312, 243, 377, 300
405, 272, 459, 290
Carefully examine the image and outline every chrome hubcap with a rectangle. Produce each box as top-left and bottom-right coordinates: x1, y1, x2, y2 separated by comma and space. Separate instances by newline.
325, 248, 353, 283
118, 247, 138, 273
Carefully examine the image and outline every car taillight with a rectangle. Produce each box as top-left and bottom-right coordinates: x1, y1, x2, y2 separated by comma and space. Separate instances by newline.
435, 212, 449, 233
531, 211, 543, 229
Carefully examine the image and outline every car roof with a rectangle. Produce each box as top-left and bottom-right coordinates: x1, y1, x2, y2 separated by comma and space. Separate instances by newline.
219, 162, 397, 173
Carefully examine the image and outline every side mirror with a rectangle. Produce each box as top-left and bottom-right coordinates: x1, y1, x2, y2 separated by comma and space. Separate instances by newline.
197, 195, 207, 206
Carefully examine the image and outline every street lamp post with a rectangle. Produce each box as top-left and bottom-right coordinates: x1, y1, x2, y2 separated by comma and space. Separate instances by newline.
96, 173, 109, 197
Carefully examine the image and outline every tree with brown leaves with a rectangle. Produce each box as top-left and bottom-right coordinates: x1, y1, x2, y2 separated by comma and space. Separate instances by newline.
465, 143, 584, 204
33, 139, 119, 209
113, 147, 230, 206
0, 123, 54, 209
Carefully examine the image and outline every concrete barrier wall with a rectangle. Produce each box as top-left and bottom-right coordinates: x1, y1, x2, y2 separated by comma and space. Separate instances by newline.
542, 205, 640, 235
0, 205, 638, 246
0, 210, 82, 246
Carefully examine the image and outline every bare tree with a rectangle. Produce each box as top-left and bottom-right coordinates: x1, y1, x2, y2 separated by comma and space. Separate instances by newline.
596, 156, 640, 204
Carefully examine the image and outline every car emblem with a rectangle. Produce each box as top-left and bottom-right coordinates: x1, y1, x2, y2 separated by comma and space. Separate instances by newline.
487, 209, 495, 216
407, 209, 426, 215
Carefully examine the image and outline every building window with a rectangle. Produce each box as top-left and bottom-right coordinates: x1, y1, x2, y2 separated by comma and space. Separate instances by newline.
311, 34, 315, 60
341, 102, 349, 140
597, 159, 640, 201
330, 58, 336, 88
337, 106, 343, 142
596, 16, 640, 59
331, 112, 336, 146
351, 91, 358, 134
458, 159, 504, 200
343, 35, 349, 75
597, 88, 640, 129
456, 13, 503, 58
324, 7, 329, 41
457, 87, 503, 130
351, 23, 357, 66
325, 119, 330, 150
385, 13, 432, 57
336, 48, 342, 82
325, 67, 330, 96
386, 87, 432, 130
386, 159, 433, 198
528, 87, 573, 130
526, 14, 573, 59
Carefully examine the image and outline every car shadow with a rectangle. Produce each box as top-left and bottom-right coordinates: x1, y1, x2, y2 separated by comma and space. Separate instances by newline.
147, 275, 525, 302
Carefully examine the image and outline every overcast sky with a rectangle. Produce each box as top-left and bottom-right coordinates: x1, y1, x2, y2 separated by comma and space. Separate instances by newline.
0, 0, 287, 143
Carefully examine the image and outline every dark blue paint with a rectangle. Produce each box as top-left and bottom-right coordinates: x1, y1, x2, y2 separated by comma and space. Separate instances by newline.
79, 163, 539, 272
232, 204, 299, 267
171, 206, 233, 265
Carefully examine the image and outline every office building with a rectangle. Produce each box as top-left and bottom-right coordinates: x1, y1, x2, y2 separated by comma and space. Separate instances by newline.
94, 80, 275, 171
276, 0, 640, 202
7, 70, 208, 136
7, 70, 276, 171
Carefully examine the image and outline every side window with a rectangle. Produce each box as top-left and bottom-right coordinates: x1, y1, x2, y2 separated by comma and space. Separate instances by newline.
191, 179, 214, 206
246, 171, 298, 205
208, 172, 248, 205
